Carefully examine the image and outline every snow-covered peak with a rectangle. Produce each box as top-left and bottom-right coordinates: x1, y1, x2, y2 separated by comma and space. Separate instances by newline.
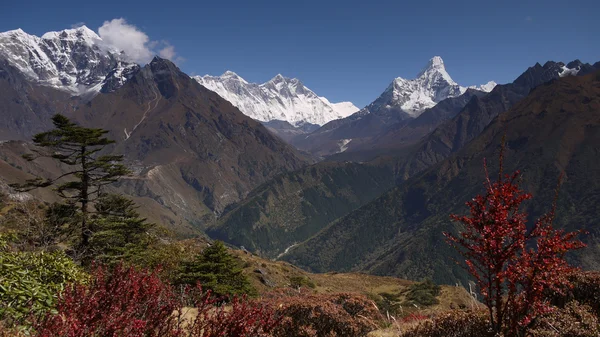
0, 28, 28, 37
270, 74, 286, 82
0, 26, 137, 95
429, 55, 444, 67
468, 81, 497, 92
330, 101, 360, 118
194, 72, 359, 126
417, 56, 457, 85
364, 56, 495, 118
220, 70, 242, 78
41, 25, 101, 44
417, 56, 454, 82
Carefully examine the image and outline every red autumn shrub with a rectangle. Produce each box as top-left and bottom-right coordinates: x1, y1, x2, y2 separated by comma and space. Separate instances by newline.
33, 264, 280, 337
34, 264, 180, 337
264, 289, 381, 337
445, 154, 586, 336
529, 301, 600, 337
400, 313, 428, 323
399, 310, 493, 337
184, 293, 280, 337
549, 271, 600, 315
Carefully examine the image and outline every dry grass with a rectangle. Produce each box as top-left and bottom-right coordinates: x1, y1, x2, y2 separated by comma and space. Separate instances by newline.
230, 248, 480, 337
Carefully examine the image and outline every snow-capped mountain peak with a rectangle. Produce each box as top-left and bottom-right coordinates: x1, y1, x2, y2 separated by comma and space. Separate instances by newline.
416, 55, 456, 85
270, 73, 286, 82
41, 25, 101, 45
364, 56, 495, 118
220, 70, 242, 78
0, 26, 137, 95
194, 72, 359, 126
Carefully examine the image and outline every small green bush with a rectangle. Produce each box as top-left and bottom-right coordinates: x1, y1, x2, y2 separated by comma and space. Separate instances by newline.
0, 247, 87, 324
369, 291, 403, 316
403, 279, 441, 307
289, 275, 316, 289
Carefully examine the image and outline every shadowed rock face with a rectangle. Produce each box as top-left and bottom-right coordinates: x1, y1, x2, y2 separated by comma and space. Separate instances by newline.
0, 59, 74, 140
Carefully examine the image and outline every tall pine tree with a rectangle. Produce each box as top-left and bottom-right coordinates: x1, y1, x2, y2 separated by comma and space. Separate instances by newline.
11, 114, 130, 249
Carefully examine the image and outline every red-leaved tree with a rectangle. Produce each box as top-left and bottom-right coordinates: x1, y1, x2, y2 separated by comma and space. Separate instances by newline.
445, 153, 586, 336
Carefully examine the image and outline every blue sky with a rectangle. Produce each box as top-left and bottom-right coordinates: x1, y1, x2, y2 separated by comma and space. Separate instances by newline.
2, 0, 598, 107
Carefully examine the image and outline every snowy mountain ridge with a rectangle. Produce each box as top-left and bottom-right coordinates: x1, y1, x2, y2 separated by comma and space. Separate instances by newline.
194, 72, 359, 126
0, 26, 138, 95
364, 56, 497, 118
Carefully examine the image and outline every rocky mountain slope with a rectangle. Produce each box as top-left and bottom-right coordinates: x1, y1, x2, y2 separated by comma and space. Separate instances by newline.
194, 72, 358, 126
0, 59, 74, 140
327, 89, 488, 162
261, 120, 320, 143
282, 70, 600, 284
207, 161, 397, 258
0, 26, 138, 96
291, 57, 495, 158
0, 57, 309, 235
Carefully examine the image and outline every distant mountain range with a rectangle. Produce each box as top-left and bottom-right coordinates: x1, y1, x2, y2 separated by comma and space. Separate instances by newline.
0, 26, 498, 145
289, 57, 496, 158
0, 25, 357, 131
194, 72, 358, 126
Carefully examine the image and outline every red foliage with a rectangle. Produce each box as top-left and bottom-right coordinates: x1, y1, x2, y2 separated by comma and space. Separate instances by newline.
34, 264, 180, 337
445, 155, 585, 336
185, 294, 280, 337
33, 264, 280, 337
263, 289, 381, 337
401, 313, 428, 323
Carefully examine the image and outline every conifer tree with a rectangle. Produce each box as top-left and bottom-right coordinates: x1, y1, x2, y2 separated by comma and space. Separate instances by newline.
89, 194, 155, 265
11, 114, 130, 249
176, 241, 255, 298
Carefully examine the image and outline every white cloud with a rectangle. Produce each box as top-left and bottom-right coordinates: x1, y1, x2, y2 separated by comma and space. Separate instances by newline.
97, 18, 180, 65
158, 41, 184, 64
159, 45, 176, 60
